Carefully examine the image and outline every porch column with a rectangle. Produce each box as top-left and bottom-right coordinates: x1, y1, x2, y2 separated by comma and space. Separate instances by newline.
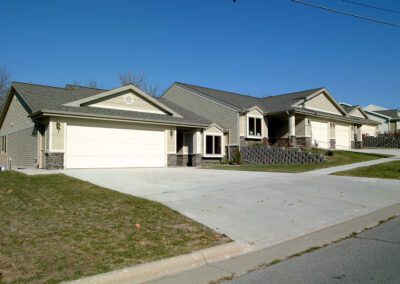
288, 113, 296, 146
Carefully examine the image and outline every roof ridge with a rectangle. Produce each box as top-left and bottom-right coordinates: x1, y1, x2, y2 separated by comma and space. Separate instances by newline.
175, 82, 260, 100
12, 81, 70, 91
263, 87, 325, 99
65, 84, 108, 91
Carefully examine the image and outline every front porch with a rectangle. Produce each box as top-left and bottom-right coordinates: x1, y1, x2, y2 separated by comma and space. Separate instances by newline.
267, 113, 362, 150
167, 125, 227, 167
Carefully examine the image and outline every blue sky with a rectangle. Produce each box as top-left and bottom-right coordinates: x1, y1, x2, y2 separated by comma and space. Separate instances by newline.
1, 0, 399, 108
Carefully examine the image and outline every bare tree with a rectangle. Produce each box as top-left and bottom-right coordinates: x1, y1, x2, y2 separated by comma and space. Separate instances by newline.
118, 72, 159, 96
87, 80, 98, 88
0, 66, 11, 96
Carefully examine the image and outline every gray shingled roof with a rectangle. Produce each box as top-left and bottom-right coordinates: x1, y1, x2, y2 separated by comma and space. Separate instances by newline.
374, 109, 400, 119
9, 82, 211, 127
339, 104, 359, 114
0, 96, 4, 113
175, 82, 324, 113
258, 88, 323, 113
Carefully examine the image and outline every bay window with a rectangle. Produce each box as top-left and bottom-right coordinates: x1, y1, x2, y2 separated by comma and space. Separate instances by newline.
205, 135, 222, 156
248, 116, 262, 137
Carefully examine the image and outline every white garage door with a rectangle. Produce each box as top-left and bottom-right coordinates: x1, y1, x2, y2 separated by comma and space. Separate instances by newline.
310, 121, 329, 149
335, 124, 350, 150
65, 124, 165, 169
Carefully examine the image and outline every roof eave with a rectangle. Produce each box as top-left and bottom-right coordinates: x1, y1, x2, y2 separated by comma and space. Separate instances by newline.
29, 110, 210, 128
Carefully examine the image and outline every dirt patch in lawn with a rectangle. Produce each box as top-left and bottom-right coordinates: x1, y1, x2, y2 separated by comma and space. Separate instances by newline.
0, 171, 230, 283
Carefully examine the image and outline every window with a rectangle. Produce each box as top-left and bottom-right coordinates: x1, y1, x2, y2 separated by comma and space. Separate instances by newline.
248, 117, 262, 137
205, 135, 222, 155
0, 136, 6, 153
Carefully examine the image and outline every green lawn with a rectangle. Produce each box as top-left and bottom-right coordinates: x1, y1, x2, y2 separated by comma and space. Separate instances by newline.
208, 149, 390, 173
0, 172, 229, 284
334, 160, 400, 180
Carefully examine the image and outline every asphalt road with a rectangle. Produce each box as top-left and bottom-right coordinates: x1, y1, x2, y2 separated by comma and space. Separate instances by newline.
229, 216, 400, 284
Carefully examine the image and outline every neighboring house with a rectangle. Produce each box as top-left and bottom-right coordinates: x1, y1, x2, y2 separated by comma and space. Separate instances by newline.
363, 104, 400, 134
339, 103, 378, 137
163, 83, 377, 153
0, 82, 229, 170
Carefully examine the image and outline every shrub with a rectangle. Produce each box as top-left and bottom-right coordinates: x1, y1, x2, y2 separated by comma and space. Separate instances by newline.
326, 150, 334, 157
231, 149, 242, 165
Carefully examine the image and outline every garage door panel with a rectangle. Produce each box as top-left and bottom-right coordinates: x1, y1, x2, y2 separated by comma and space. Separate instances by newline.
335, 124, 350, 150
65, 124, 165, 168
311, 121, 329, 149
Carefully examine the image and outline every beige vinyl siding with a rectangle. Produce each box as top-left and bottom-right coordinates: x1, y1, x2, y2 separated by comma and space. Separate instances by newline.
330, 122, 335, 139
1, 95, 31, 131
295, 117, 307, 137
361, 125, 377, 137
166, 127, 177, 153
239, 115, 246, 136
350, 109, 365, 118
390, 122, 397, 132
303, 93, 342, 115
7, 127, 38, 168
90, 91, 165, 114
164, 86, 239, 145
50, 120, 65, 152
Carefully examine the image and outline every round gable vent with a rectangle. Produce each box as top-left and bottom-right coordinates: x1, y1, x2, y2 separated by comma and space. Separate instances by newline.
124, 94, 134, 105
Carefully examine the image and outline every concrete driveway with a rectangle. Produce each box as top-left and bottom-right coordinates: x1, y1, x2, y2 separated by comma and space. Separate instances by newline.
64, 168, 400, 248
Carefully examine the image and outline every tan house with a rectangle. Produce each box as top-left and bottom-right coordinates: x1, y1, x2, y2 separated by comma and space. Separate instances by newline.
0, 81, 379, 170
339, 103, 378, 138
163, 83, 378, 153
363, 104, 400, 134
0, 82, 229, 169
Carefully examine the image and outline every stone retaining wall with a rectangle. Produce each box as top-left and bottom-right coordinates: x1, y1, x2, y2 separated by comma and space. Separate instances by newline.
363, 135, 400, 148
241, 146, 325, 165
45, 153, 64, 169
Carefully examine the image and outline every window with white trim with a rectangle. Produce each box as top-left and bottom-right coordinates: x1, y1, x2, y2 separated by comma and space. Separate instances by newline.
205, 135, 222, 155
1, 136, 6, 153
248, 117, 262, 137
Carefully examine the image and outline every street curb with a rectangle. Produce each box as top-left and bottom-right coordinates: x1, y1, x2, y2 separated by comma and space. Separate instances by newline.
152, 202, 400, 284
65, 202, 400, 284
65, 241, 252, 284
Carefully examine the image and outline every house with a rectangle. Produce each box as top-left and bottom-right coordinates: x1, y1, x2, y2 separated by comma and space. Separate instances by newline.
0, 82, 229, 170
163, 83, 378, 154
339, 103, 378, 137
363, 104, 400, 134
0, 81, 380, 170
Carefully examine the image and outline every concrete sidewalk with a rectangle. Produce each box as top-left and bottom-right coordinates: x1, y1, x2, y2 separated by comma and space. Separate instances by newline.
305, 156, 399, 175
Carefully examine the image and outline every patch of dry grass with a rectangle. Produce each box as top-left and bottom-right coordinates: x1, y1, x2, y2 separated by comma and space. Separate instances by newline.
0, 171, 229, 283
